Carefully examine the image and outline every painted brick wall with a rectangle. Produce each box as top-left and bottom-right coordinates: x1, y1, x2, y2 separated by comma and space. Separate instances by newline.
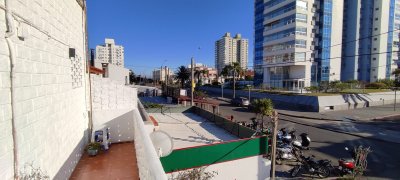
91, 76, 137, 143
91, 76, 137, 111
0, 0, 89, 179
0, 0, 13, 178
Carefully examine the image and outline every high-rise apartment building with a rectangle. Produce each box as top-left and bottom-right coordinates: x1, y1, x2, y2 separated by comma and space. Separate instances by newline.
259, 0, 343, 90
256, 0, 400, 90
94, 38, 129, 84
341, 0, 400, 82
96, 38, 125, 67
215, 33, 249, 74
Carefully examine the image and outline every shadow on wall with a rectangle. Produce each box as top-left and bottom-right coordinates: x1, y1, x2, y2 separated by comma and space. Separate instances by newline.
93, 109, 135, 143
54, 129, 89, 179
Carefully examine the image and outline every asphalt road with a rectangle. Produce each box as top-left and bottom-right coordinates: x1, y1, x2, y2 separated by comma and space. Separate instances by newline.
211, 98, 400, 179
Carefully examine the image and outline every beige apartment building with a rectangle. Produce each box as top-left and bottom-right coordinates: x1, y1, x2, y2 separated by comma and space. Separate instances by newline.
215, 33, 249, 74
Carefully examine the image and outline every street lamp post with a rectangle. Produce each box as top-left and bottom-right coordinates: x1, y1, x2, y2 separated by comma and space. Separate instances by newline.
221, 76, 224, 98
191, 58, 195, 106
247, 84, 251, 101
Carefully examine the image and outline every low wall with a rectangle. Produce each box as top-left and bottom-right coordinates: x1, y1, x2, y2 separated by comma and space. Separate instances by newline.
161, 137, 270, 179
145, 106, 192, 114
160, 137, 268, 171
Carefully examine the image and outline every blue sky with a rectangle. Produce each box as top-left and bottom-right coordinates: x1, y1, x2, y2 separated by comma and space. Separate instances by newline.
87, 0, 253, 77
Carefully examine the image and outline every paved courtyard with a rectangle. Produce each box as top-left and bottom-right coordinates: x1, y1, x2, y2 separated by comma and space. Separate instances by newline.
149, 113, 237, 149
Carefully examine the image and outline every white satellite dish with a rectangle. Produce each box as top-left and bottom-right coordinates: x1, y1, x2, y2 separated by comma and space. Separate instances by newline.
150, 130, 174, 157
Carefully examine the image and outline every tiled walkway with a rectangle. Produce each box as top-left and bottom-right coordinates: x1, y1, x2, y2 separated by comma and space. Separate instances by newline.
70, 142, 139, 180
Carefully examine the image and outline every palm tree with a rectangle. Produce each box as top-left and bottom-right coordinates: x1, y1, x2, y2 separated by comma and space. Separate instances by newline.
194, 69, 201, 85
201, 69, 209, 84
175, 66, 190, 88
221, 62, 244, 98
252, 98, 274, 126
252, 98, 278, 179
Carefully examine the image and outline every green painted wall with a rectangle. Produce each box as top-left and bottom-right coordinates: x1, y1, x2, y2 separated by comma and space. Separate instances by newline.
160, 137, 268, 173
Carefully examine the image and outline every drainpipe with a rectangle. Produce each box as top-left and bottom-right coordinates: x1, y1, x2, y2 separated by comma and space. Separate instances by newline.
82, 0, 93, 142
4, 0, 18, 178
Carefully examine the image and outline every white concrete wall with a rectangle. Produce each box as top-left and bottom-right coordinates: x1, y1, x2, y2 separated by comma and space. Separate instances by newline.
168, 156, 271, 180
0, 0, 89, 179
94, 62, 129, 85
91, 76, 137, 142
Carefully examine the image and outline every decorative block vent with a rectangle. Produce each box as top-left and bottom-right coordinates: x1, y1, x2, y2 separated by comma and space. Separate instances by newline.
70, 55, 83, 89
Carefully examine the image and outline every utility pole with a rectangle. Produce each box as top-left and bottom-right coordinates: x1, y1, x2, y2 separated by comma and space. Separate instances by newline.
191, 57, 195, 106
233, 70, 236, 99
270, 111, 279, 179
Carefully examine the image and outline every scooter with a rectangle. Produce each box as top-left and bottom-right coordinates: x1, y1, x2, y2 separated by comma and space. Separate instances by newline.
337, 147, 355, 175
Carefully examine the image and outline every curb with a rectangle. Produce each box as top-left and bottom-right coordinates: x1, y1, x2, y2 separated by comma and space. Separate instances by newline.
278, 112, 344, 122
372, 113, 400, 121
279, 117, 400, 144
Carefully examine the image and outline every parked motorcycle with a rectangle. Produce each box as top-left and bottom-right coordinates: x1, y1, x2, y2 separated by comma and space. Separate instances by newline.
276, 131, 310, 164
277, 128, 290, 143
276, 144, 302, 163
337, 147, 356, 175
290, 155, 332, 178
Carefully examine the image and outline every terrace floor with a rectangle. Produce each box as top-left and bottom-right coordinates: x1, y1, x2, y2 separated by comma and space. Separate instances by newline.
150, 113, 237, 149
70, 142, 139, 180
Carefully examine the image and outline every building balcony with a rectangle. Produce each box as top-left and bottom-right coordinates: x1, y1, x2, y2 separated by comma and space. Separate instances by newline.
70, 142, 139, 180
264, 58, 311, 67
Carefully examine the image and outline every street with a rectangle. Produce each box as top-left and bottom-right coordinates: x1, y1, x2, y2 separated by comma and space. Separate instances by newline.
210, 97, 400, 179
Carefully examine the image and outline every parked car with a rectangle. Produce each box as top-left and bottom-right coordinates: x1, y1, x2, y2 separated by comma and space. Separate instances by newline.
231, 97, 250, 107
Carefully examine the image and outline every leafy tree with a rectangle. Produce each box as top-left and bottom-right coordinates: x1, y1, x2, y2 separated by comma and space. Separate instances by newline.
392, 68, 400, 77
175, 66, 190, 88
245, 75, 254, 81
129, 70, 136, 84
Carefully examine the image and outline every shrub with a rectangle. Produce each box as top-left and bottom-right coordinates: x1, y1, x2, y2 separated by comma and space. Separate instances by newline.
193, 90, 207, 99
143, 102, 164, 108
305, 86, 318, 92
377, 79, 395, 88
365, 82, 387, 89
212, 81, 220, 86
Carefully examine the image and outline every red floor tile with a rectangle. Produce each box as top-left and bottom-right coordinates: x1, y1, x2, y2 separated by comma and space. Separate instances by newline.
70, 142, 139, 180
